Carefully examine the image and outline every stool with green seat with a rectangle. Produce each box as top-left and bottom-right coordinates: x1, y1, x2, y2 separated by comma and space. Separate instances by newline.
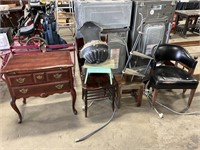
83, 59, 115, 85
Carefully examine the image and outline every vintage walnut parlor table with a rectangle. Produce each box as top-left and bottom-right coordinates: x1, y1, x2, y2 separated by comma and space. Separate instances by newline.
1, 51, 77, 123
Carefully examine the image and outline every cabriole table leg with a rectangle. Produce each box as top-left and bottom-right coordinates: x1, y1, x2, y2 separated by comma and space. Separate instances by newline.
10, 98, 22, 123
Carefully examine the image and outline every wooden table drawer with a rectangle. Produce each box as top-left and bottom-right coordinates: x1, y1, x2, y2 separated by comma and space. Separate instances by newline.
12, 81, 71, 99
8, 74, 34, 86
46, 69, 70, 82
33, 72, 46, 83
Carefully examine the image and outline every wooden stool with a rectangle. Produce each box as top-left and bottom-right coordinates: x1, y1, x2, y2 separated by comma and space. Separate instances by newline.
115, 74, 144, 108
83, 59, 115, 85
82, 74, 117, 117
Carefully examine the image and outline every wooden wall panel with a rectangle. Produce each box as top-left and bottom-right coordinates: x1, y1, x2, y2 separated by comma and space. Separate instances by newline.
0, 0, 28, 5
0, 1, 28, 27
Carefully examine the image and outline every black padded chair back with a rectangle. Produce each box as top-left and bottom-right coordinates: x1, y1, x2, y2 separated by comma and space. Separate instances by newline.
154, 44, 197, 69
79, 21, 102, 43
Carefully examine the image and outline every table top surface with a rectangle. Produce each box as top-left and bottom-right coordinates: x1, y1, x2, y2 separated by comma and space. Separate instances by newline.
175, 9, 200, 16
83, 59, 115, 68
2, 51, 73, 73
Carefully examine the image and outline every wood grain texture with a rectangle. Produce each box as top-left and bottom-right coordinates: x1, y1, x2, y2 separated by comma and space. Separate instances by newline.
2, 51, 73, 73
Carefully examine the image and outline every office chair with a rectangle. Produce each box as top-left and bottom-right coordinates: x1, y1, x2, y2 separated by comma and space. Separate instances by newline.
148, 44, 199, 112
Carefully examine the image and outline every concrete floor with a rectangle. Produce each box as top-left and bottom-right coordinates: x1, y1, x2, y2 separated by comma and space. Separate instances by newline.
0, 32, 200, 150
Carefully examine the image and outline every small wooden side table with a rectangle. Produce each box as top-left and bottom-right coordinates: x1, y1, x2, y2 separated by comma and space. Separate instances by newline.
175, 9, 200, 37
115, 74, 144, 108
1, 51, 77, 123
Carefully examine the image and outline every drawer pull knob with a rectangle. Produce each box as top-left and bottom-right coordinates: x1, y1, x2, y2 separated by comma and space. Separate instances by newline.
55, 84, 64, 89
16, 78, 25, 83
36, 75, 43, 80
54, 73, 62, 79
19, 88, 28, 94
40, 93, 47, 97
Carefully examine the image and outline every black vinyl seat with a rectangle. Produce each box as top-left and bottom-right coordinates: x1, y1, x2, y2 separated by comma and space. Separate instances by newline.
151, 65, 198, 89
149, 44, 199, 110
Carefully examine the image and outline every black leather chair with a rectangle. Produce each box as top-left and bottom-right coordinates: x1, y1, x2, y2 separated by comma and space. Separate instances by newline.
149, 44, 199, 111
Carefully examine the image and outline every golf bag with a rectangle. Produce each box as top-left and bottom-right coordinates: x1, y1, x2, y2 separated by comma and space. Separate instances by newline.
42, 13, 67, 45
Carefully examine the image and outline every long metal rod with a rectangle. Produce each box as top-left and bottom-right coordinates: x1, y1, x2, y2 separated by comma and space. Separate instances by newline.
122, 33, 142, 73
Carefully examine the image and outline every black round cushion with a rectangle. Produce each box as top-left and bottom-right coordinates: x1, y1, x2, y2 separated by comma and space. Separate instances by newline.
80, 40, 108, 64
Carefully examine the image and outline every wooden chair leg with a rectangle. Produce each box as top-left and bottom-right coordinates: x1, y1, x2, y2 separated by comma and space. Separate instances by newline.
117, 85, 122, 108
183, 89, 187, 95
152, 89, 159, 106
85, 90, 88, 118
187, 89, 196, 108
136, 85, 144, 107
82, 88, 84, 100
112, 88, 115, 111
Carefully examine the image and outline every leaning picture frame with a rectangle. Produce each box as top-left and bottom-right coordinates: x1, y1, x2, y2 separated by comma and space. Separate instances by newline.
0, 33, 10, 50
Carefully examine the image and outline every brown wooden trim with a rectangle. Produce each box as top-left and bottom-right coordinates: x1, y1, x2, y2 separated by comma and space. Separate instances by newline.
170, 40, 200, 47
0, 0, 28, 4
